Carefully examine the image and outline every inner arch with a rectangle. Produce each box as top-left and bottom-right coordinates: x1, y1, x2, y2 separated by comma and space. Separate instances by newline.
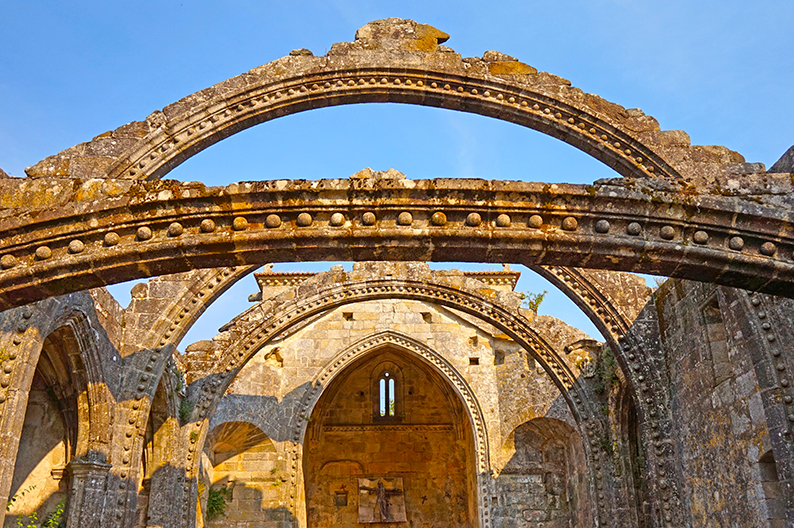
303, 344, 479, 527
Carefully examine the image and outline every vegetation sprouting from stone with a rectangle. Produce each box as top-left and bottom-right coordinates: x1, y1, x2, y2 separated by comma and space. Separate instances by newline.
520, 290, 547, 313
6, 485, 65, 528
206, 486, 232, 521
6, 485, 35, 511
40, 501, 65, 528
179, 398, 194, 423
593, 345, 619, 394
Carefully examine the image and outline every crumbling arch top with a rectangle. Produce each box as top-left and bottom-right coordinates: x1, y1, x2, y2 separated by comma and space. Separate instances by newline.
26, 18, 753, 187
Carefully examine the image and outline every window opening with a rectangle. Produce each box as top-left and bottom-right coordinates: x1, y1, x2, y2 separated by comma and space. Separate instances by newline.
378, 372, 396, 417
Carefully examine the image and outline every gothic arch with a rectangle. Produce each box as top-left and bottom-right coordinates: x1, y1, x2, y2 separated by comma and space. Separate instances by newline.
178, 266, 660, 528
125, 265, 257, 353
16, 299, 113, 458
1, 21, 790, 309
290, 331, 491, 527
0, 296, 114, 526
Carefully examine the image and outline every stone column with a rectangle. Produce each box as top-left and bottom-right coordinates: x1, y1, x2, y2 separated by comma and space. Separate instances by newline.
66, 458, 113, 528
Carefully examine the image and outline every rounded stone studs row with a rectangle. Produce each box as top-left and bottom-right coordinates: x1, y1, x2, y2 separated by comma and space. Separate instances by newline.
750, 295, 794, 423
692, 230, 777, 255
0, 308, 33, 403
625, 223, 780, 256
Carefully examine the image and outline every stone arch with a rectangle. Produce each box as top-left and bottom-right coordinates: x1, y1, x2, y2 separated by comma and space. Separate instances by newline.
7, 298, 114, 459
296, 331, 486, 527
124, 265, 258, 353
179, 266, 628, 527
0, 297, 115, 526
29, 18, 745, 185
42, 309, 113, 458
2, 20, 787, 310
1, 172, 792, 311
6, 328, 77, 525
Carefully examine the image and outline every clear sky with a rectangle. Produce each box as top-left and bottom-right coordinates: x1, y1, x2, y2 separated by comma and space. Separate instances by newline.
2, 1, 792, 344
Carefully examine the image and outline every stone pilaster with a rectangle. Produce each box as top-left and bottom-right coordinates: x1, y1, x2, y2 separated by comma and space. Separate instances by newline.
66, 458, 112, 528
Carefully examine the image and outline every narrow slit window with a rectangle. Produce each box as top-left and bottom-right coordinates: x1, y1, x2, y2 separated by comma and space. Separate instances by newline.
379, 377, 386, 416
388, 378, 395, 416
378, 372, 396, 417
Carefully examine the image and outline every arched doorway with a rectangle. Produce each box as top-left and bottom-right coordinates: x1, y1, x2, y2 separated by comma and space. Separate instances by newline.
303, 347, 478, 527
5, 326, 80, 527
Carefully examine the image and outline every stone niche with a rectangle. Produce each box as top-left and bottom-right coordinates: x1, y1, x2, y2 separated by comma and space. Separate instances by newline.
303, 348, 477, 528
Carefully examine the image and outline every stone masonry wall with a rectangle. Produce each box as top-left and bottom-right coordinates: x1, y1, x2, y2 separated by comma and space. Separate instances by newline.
195, 267, 592, 527
303, 349, 474, 528
652, 279, 784, 527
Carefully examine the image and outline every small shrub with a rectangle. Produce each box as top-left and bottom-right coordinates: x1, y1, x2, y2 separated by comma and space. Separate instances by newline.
7, 488, 66, 528
520, 290, 547, 313
15, 510, 37, 528
179, 398, 194, 423
206, 486, 232, 521
41, 500, 66, 528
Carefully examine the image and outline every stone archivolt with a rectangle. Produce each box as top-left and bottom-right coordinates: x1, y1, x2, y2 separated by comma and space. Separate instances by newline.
25, 18, 745, 186
1, 16, 793, 528
1, 20, 794, 307
0, 174, 793, 309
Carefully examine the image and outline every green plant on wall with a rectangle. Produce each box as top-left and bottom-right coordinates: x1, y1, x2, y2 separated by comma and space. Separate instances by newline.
206, 486, 233, 521
15, 510, 37, 528
179, 397, 194, 423
520, 290, 547, 313
40, 500, 65, 528
593, 345, 619, 394
6, 485, 36, 512
6, 485, 64, 528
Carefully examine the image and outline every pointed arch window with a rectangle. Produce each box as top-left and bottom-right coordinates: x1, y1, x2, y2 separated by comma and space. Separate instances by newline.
379, 372, 396, 417
372, 361, 403, 422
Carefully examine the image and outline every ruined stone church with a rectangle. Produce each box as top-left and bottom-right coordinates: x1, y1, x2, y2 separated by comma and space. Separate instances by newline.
1, 18, 793, 528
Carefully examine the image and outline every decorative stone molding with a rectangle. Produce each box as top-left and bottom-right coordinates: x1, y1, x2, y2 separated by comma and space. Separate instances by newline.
178, 267, 623, 527
288, 331, 492, 527
1, 173, 793, 310
322, 423, 454, 432
27, 18, 757, 190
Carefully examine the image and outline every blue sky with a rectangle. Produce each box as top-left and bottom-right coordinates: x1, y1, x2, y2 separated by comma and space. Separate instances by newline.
2, 1, 792, 344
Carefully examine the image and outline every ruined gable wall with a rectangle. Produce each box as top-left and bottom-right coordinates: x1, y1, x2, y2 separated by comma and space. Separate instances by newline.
200, 281, 588, 527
